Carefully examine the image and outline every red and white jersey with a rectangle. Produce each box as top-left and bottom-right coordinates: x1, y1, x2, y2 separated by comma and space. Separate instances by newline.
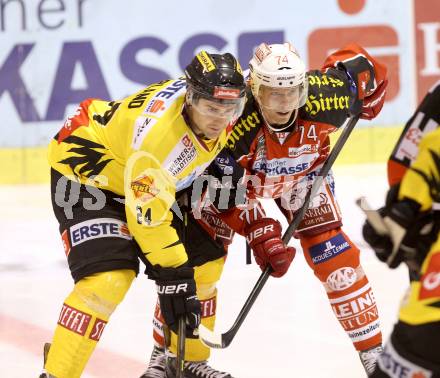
194, 43, 386, 236
233, 104, 334, 200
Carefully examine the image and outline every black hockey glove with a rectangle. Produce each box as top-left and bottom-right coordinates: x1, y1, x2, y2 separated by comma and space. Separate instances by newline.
396, 209, 439, 271
153, 266, 201, 336
381, 199, 420, 268
363, 198, 434, 270
362, 207, 392, 263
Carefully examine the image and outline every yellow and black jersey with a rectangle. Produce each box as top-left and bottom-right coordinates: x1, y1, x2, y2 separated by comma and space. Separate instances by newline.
398, 127, 440, 211
397, 128, 440, 325
388, 80, 440, 186
398, 242, 440, 326
48, 79, 229, 268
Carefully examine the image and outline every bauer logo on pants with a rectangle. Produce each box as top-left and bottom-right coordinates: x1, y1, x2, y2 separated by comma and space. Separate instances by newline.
69, 218, 132, 247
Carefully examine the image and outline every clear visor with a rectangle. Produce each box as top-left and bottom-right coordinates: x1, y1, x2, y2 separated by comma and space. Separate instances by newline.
257, 81, 308, 112
187, 86, 245, 121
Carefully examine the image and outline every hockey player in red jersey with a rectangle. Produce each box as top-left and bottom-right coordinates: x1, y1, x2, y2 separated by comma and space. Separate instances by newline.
141, 42, 388, 378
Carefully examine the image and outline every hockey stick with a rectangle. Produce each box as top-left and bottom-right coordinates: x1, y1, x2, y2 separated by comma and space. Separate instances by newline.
355, 197, 389, 235
355, 196, 409, 269
198, 114, 360, 349
175, 317, 186, 378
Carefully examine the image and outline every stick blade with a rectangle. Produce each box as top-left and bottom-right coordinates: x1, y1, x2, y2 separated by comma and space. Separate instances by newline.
356, 196, 389, 235
198, 324, 225, 349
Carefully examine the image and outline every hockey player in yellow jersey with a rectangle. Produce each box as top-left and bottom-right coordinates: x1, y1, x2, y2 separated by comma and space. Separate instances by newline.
39, 51, 246, 378
363, 126, 440, 375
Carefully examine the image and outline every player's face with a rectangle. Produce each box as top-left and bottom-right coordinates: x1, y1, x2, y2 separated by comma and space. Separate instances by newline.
190, 98, 237, 139
257, 85, 300, 125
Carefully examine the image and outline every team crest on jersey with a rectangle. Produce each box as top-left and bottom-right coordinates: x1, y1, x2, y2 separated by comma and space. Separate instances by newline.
131, 174, 160, 202
163, 134, 197, 176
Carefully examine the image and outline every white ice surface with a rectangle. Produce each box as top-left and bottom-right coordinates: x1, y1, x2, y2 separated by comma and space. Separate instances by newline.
0, 163, 410, 378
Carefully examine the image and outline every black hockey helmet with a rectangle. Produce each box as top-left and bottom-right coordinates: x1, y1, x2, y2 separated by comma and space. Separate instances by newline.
185, 51, 246, 105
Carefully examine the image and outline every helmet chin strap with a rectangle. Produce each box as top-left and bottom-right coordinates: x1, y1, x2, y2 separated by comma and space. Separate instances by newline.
259, 105, 298, 132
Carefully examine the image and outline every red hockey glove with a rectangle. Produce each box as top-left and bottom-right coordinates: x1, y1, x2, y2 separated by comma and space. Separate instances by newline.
361, 78, 388, 120
245, 218, 295, 278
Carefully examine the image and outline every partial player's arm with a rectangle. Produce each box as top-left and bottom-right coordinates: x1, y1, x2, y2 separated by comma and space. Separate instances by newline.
123, 123, 201, 336
320, 43, 388, 122
196, 148, 296, 277
124, 147, 188, 268
363, 128, 440, 270
387, 80, 440, 186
